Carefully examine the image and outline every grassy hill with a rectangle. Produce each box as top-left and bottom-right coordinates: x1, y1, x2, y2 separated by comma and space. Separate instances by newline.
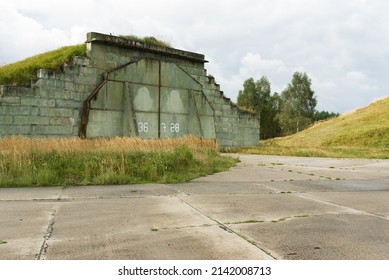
0, 44, 86, 86
242, 97, 389, 158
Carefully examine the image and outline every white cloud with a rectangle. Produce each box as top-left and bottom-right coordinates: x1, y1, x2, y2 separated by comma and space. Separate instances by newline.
1, 0, 389, 113
346, 71, 367, 81
344, 71, 379, 91
240, 52, 288, 74
0, 0, 82, 63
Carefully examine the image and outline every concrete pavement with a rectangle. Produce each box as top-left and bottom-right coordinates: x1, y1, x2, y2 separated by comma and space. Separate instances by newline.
0, 154, 388, 259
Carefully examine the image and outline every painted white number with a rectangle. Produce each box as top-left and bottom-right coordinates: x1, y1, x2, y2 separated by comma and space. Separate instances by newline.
170, 122, 179, 133
161, 123, 167, 132
138, 122, 149, 133
140, 122, 179, 134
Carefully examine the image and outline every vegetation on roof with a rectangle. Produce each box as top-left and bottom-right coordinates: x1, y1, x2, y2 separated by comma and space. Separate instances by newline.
0, 44, 86, 87
0, 34, 170, 87
119, 35, 172, 48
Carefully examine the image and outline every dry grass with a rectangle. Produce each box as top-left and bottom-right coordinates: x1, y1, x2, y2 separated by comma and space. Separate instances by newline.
0, 136, 234, 187
0, 135, 217, 154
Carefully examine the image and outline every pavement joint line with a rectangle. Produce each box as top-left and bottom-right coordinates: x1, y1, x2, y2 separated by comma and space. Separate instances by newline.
0, 195, 171, 202
295, 193, 389, 221
35, 206, 57, 260
176, 195, 277, 260
162, 184, 189, 195
156, 223, 218, 231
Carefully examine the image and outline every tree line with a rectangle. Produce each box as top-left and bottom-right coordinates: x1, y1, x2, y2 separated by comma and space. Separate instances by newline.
237, 72, 339, 139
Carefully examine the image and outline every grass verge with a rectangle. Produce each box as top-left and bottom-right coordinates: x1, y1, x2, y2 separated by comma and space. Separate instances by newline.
0, 136, 237, 187
233, 140, 389, 159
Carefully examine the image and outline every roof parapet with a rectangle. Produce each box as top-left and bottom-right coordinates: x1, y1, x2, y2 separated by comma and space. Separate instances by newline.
87, 32, 207, 63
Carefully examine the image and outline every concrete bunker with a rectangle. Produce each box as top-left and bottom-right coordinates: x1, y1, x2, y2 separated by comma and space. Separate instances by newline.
0, 32, 259, 147
81, 58, 216, 139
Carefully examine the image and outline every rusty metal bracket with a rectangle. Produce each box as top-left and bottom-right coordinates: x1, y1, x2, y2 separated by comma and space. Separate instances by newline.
79, 79, 107, 138
125, 82, 139, 137
158, 60, 162, 138
79, 58, 143, 139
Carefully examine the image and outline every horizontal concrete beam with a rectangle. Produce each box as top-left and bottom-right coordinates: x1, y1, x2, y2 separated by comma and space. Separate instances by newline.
87, 32, 207, 63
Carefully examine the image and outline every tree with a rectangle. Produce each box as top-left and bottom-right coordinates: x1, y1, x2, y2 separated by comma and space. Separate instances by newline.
237, 78, 257, 111
255, 77, 279, 139
276, 72, 317, 135
268, 92, 282, 138
312, 110, 339, 122
237, 76, 281, 139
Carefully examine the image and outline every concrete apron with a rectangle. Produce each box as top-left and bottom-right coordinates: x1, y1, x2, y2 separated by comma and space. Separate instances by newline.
0, 154, 388, 260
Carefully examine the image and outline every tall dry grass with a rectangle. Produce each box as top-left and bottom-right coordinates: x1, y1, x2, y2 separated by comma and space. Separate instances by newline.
0, 136, 233, 187
0, 135, 218, 154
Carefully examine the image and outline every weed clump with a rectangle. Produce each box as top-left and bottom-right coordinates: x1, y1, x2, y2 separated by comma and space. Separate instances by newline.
119, 35, 171, 48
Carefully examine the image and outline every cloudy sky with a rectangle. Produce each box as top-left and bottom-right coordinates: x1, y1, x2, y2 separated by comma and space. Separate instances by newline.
1, 0, 388, 113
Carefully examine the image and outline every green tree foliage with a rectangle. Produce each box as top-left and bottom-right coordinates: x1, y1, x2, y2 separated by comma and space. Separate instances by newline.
276, 72, 317, 135
312, 110, 339, 122
237, 76, 281, 139
237, 72, 336, 139
237, 77, 257, 111
268, 92, 282, 138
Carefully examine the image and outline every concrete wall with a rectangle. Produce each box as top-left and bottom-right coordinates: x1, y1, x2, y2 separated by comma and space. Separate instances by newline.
0, 56, 94, 137
84, 58, 216, 141
0, 32, 259, 147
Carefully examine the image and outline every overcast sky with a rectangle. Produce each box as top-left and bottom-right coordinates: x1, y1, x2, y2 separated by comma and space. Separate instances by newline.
1, 0, 388, 113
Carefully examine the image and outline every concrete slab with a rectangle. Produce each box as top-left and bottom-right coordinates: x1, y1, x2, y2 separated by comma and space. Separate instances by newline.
0, 201, 55, 259
302, 191, 389, 218
61, 184, 178, 199
263, 178, 389, 193
1, 154, 389, 260
235, 154, 389, 180
182, 193, 348, 223
172, 181, 275, 195
47, 224, 272, 260
45, 197, 271, 260
242, 154, 388, 169
0, 187, 62, 201
194, 160, 321, 182
231, 214, 389, 260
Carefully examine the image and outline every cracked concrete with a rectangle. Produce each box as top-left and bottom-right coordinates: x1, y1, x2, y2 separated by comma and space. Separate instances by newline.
35, 207, 56, 260
0, 154, 388, 259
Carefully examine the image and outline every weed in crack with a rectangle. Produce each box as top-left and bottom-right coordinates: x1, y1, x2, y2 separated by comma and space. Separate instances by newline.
227, 220, 264, 225
271, 217, 290, 223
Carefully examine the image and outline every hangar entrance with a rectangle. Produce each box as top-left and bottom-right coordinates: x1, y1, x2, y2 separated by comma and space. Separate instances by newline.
80, 58, 216, 139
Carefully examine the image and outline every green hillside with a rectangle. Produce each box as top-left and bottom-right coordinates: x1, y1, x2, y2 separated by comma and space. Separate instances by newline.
0, 44, 86, 86
243, 97, 389, 158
